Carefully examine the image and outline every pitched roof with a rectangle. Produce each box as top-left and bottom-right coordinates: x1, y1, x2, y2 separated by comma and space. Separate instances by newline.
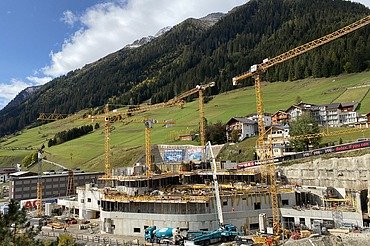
227, 117, 256, 125
320, 103, 342, 109
341, 101, 359, 110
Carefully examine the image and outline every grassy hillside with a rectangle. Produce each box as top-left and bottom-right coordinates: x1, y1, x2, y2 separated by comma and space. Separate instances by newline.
1, 71, 370, 172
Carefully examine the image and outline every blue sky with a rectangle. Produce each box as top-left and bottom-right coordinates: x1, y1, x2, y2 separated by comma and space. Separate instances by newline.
0, 0, 369, 109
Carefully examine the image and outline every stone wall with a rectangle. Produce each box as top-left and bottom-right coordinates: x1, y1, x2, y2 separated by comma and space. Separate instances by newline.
281, 154, 370, 190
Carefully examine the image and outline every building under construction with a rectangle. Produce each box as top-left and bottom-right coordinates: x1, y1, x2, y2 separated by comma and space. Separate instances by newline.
56, 159, 365, 238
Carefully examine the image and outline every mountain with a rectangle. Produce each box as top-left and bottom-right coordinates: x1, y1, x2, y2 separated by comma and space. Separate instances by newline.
124, 12, 225, 49
0, 0, 369, 137
6, 86, 41, 109
125, 26, 173, 49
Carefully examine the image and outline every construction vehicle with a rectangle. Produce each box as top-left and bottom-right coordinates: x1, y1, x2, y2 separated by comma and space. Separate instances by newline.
184, 142, 240, 246
232, 14, 370, 242
144, 226, 184, 245
184, 224, 239, 246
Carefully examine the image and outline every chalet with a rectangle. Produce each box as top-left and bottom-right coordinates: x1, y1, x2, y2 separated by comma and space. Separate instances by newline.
226, 117, 257, 142
272, 110, 290, 125
285, 102, 318, 122
267, 124, 291, 157
245, 113, 272, 127
341, 101, 359, 112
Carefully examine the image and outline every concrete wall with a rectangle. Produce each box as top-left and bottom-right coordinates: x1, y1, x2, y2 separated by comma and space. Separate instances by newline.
100, 192, 296, 237
281, 154, 370, 190
281, 208, 363, 229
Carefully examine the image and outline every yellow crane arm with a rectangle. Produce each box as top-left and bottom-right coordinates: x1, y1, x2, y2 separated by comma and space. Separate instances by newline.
37, 113, 71, 121
233, 14, 370, 83
288, 127, 368, 141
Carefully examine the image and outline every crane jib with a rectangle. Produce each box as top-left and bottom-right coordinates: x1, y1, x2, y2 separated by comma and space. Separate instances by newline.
233, 15, 370, 82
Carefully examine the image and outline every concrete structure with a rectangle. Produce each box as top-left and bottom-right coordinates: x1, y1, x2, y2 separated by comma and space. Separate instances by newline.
9, 171, 103, 201
59, 172, 295, 237
281, 186, 363, 229
281, 154, 370, 190
281, 154, 370, 225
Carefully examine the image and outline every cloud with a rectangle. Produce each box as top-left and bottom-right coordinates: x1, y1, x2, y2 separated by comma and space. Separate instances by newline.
61, 10, 78, 26
42, 0, 246, 78
0, 79, 30, 108
27, 76, 52, 85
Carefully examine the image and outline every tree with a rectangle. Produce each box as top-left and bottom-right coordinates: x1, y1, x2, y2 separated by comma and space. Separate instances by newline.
57, 234, 76, 246
289, 113, 321, 151
0, 200, 43, 246
205, 122, 227, 144
230, 129, 240, 143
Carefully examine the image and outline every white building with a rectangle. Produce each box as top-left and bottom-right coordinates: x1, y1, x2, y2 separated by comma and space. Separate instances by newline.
226, 117, 258, 142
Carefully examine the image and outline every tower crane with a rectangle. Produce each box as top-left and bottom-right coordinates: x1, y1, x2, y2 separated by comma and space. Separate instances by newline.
126, 81, 215, 147
143, 119, 175, 176
39, 82, 215, 179
232, 14, 370, 237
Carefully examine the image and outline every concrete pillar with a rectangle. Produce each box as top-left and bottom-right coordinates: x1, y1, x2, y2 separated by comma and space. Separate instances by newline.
368, 180, 370, 217
79, 208, 84, 219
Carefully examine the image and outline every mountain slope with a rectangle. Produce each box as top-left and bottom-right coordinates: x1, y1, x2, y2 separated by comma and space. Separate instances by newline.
0, 0, 370, 137
0, 71, 369, 170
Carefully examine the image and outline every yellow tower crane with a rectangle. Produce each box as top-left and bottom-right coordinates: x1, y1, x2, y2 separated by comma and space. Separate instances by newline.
232, 14, 370, 237
143, 119, 175, 176
126, 81, 215, 147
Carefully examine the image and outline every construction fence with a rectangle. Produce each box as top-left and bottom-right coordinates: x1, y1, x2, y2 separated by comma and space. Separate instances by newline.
39, 231, 146, 246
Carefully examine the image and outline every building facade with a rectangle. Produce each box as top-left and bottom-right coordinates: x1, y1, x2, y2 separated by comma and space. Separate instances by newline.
226, 117, 258, 142
9, 171, 103, 201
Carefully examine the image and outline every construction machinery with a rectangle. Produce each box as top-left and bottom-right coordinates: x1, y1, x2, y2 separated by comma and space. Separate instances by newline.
232, 14, 370, 240
184, 142, 240, 246
36, 145, 45, 217
145, 226, 184, 245
87, 82, 214, 176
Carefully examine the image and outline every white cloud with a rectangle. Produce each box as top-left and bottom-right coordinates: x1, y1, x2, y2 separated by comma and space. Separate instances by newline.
0, 79, 30, 108
61, 10, 78, 26
42, 0, 246, 77
356, 0, 370, 7
26, 76, 52, 85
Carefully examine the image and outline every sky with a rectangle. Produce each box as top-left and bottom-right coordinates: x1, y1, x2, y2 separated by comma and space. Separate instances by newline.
0, 0, 369, 110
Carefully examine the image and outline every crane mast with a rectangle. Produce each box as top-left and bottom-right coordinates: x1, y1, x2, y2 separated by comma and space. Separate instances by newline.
104, 104, 112, 180
232, 14, 370, 237
208, 141, 224, 226
36, 147, 44, 217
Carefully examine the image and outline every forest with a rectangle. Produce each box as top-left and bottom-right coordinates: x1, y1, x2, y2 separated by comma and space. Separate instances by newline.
0, 0, 369, 137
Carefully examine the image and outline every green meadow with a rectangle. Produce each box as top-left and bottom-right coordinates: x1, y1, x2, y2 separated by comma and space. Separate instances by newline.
1, 71, 369, 172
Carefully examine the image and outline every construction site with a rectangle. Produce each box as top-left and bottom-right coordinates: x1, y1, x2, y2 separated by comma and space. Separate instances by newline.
1, 9, 370, 246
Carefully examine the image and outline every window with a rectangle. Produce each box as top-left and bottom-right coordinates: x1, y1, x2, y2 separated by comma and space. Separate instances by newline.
254, 202, 261, 210
134, 228, 141, 233
87, 198, 92, 202
97, 200, 100, 205
223, 201, 228, 206
81, 199, 84, 203
282, 199, 289, 206
299, 218, 305, 225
